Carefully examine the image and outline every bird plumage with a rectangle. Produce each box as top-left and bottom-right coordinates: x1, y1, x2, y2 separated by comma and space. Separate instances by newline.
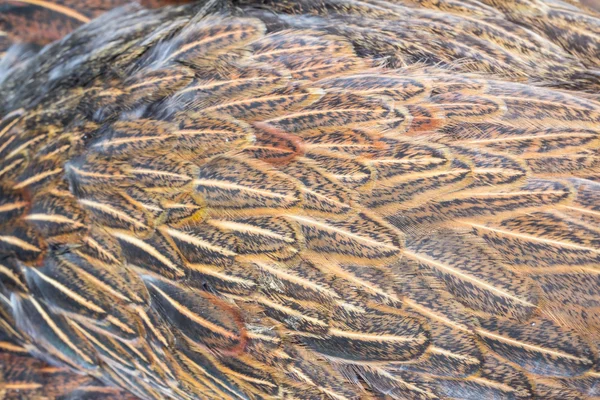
0, 0, 194, 57
1, 0, 600, 399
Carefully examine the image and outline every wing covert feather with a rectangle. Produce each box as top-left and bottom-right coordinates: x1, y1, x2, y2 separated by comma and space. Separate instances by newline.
1, 1, 600, 399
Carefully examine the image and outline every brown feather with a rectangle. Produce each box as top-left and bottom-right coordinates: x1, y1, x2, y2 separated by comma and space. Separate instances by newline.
1, 0, 600, 398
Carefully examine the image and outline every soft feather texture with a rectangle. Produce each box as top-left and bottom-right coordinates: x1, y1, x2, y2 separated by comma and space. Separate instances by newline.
1, 0, 600, 399
0, 350, 137, 399
0, 0, 193, 57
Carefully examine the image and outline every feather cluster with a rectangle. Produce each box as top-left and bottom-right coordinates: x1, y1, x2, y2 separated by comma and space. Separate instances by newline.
1, 0, 600, 399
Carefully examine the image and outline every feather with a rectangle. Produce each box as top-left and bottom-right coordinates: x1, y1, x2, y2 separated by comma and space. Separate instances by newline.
1, 0, 600, 398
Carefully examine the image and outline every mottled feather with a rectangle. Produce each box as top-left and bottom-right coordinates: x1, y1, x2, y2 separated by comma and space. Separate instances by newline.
1, 0, 600, 399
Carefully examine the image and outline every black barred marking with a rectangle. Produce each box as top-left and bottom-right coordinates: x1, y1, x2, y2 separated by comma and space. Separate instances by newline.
13, 164, 63, 190
0, 188, 28, 224
27, 191, 86, 237
169, 18, 265, 62
406, 231, 538, 320
12, 296, 98, 371
25, 260, 106, 318
90, 120, 174, 156
218, 356, 279, 397
394, 179, 572, 226
288, 212, 402, 262
265, 93, 396, 133
365, 167, 470, 212
301, 309, 429, 362
163, 226, 237, 267
146, 278, 245, 351
250, 30, 354, 62
79, 193, 151, 233
0, 258, 27, 293
477, 316, 594, 377
317, 74, 428, 101
0, 224, 45, 262
194, 157, 301, 210
172, 344, 247, 399
111, 231, 185, 279
429, 93, 504, 120
198, 89, 323, 121
187, 263, 257, 296
2, 5, 600, 400
208, 216, 299, 259
306, 150, 373, 188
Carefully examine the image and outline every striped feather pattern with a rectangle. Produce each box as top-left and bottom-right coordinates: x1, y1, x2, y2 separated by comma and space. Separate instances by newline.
1, 0, 600, 398
0, 0, 193, 56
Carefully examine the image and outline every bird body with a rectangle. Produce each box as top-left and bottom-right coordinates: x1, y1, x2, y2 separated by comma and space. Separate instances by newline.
1, 0, 600, 399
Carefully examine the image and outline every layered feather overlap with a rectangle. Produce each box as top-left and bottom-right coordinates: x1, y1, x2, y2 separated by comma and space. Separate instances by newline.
1, 0, 600, 399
